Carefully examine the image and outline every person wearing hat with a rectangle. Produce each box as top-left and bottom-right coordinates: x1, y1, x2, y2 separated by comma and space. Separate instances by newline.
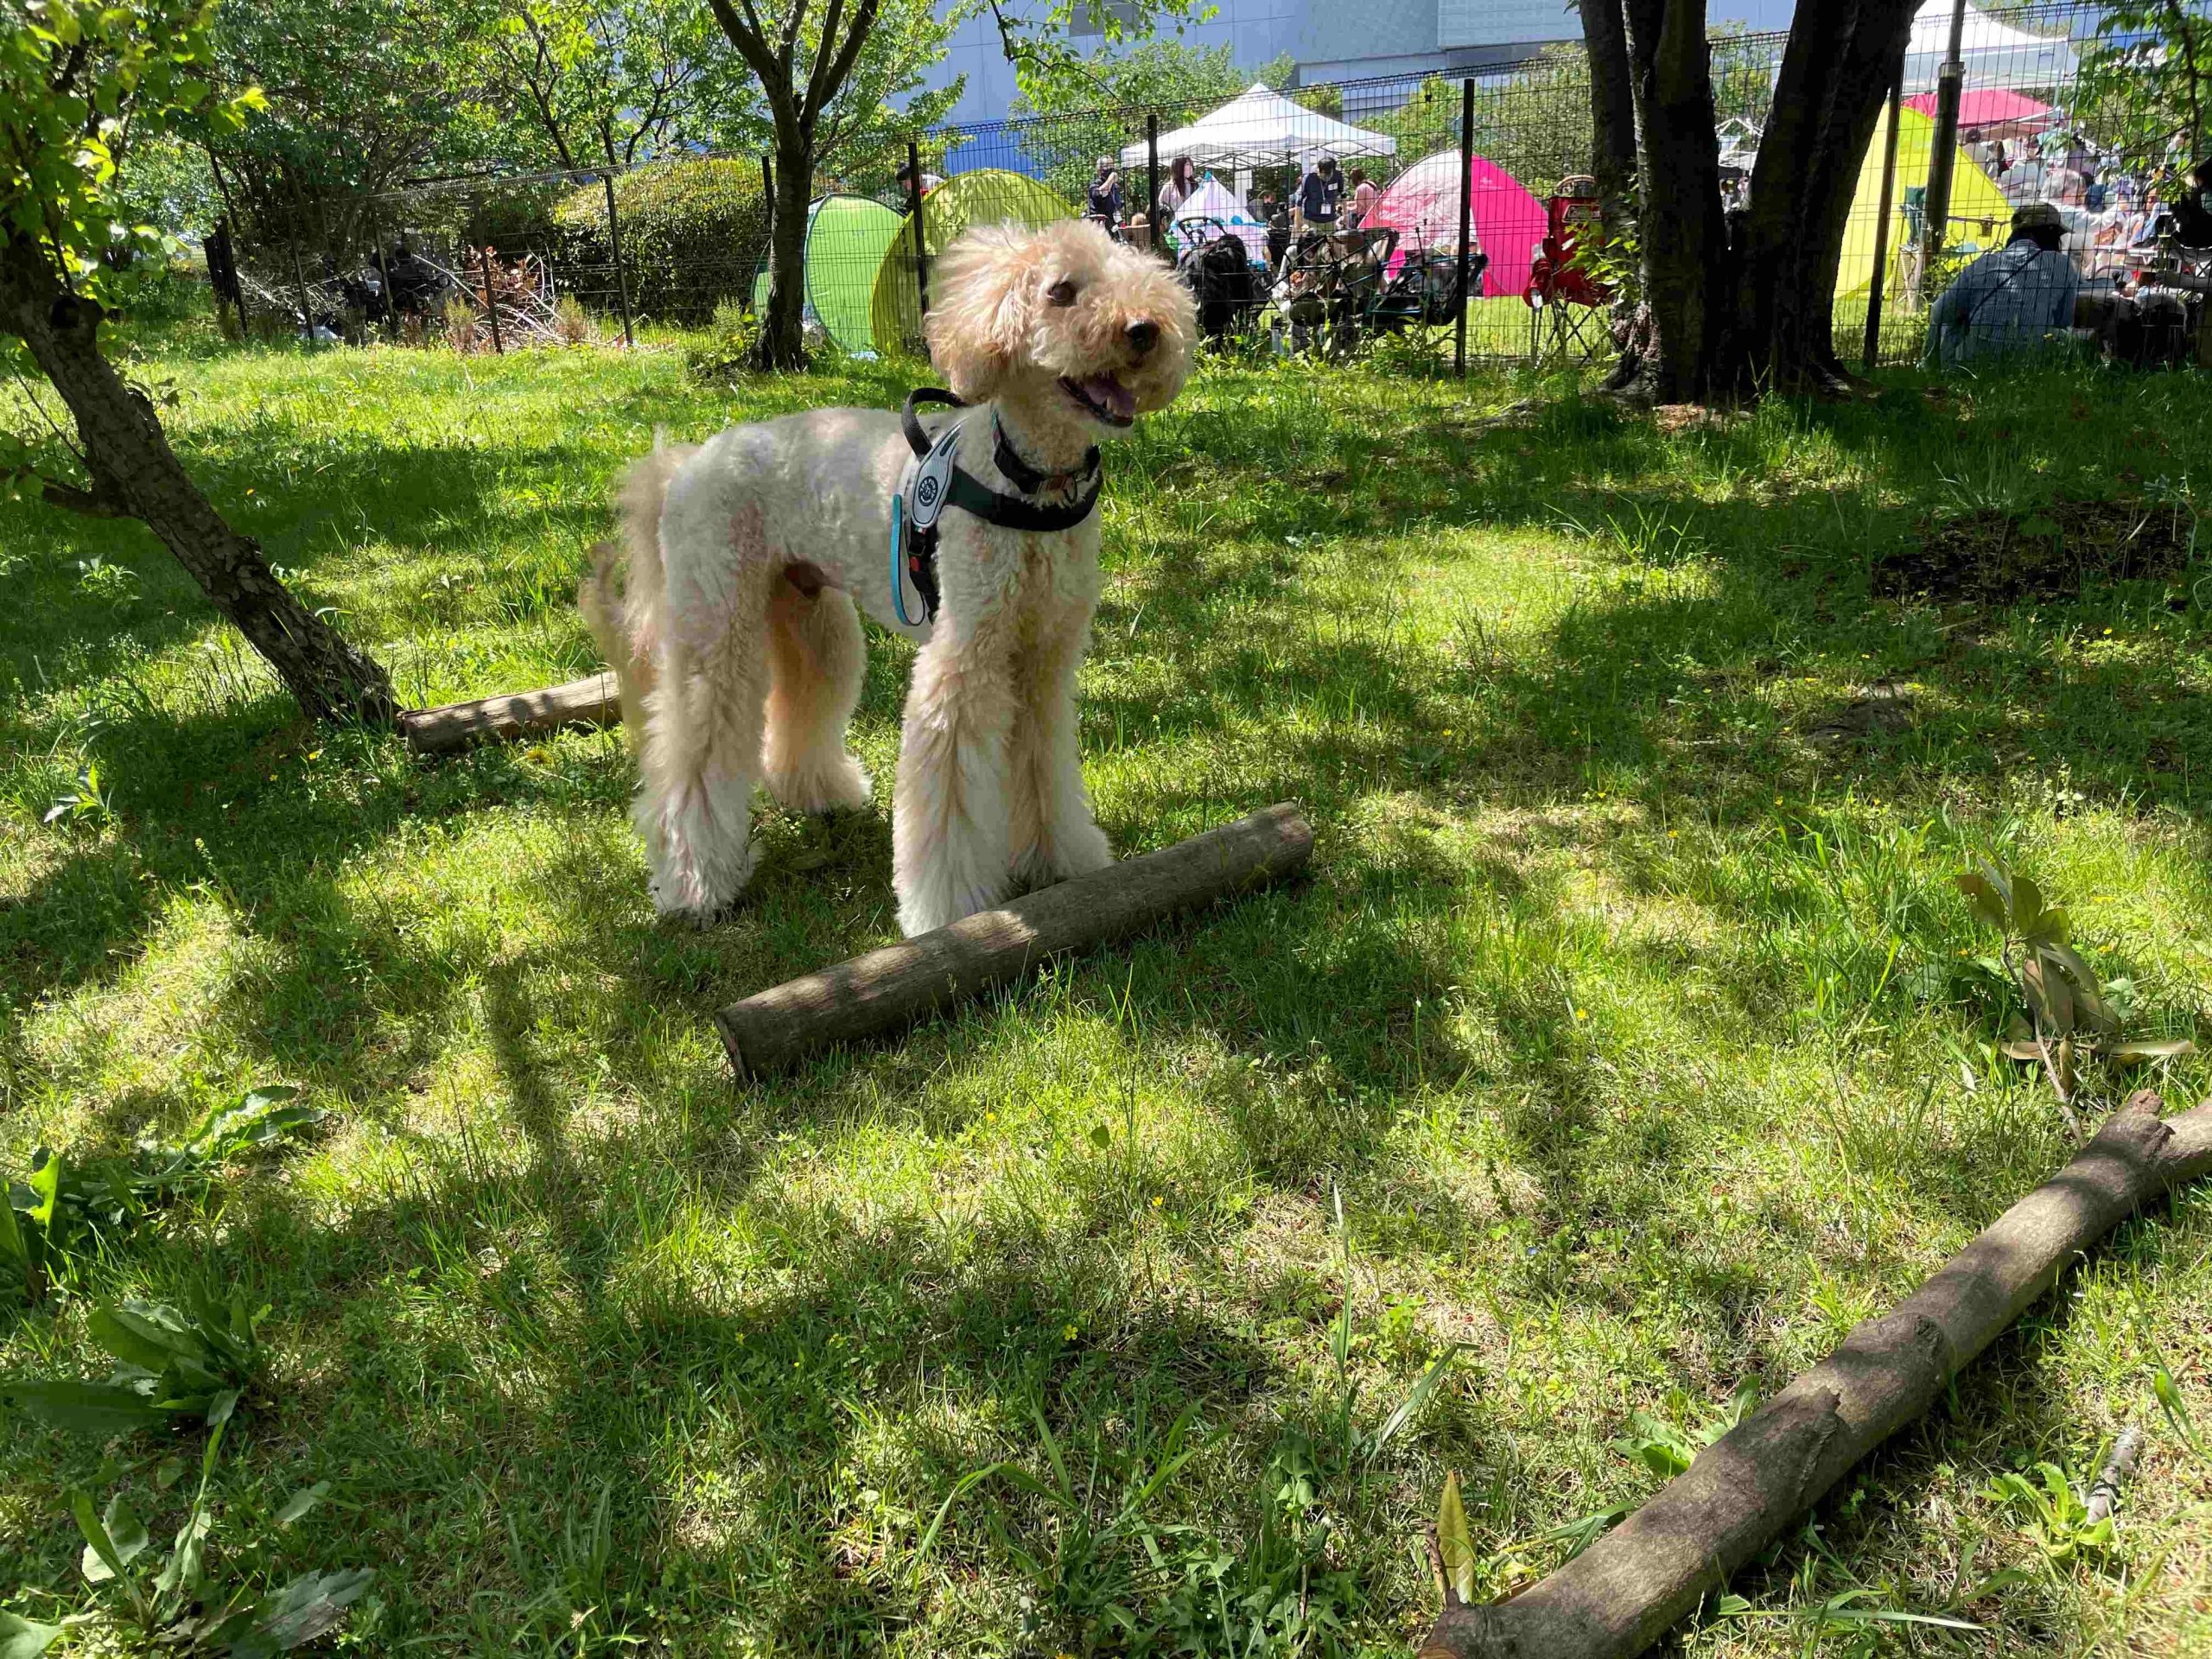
1294, 152, 1344, 234
1923, 200, 2079, 368
1086, 156, 1124, 238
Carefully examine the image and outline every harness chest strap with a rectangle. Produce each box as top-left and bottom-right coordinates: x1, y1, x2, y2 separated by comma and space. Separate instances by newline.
892, 388, 1104, 626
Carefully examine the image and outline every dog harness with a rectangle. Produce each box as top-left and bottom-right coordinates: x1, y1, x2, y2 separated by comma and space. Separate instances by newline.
890, 388, 1103, 626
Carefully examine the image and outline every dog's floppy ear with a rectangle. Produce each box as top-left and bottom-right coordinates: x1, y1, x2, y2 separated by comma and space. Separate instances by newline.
925, 226, 1040, 403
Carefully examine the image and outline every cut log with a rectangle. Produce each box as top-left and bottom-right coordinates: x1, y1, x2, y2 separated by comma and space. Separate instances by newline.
1422, 1090, 2212, 1659
399, 673, 620, 754
715, 803, 1313, 1078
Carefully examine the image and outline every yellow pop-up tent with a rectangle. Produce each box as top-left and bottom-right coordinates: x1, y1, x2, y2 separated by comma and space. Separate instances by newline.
1836, 102, 2012, 306
869, 170, 1075, 356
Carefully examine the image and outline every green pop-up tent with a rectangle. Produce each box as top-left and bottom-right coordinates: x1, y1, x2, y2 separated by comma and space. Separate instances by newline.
868, 170, 1076, 356
749, 194, 908, 355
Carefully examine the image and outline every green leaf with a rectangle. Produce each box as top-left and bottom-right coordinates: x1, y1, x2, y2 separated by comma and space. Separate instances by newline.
2009, 874, 2045, 936
1089, 1122, 1110, 1149
273, 1482, 330, 1528
0, 1612, 65, 1659
1371, 1346, 1459, 1459
1956, 869, 2008, 931
229, 1567, 373, 1655
89, 1302, 210, 1373
4, 1378, 173, 1435
1436, 1470, 1478, 1604
73, 1489, 124, 1584
2153, 1365, 2207, 1464
2021, 954, 2074, 1035
2110, 1038, 2196, 1062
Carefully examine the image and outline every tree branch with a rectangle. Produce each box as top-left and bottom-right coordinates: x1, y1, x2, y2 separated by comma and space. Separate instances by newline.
40, 478, 129, 518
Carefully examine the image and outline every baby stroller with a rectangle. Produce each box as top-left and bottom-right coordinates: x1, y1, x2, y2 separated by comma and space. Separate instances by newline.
1175, 216, 1264, 342
1268, 226, 1398, 359
1371, 233, 1485, 334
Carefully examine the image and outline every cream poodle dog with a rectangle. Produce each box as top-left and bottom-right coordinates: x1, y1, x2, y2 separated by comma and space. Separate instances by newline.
581, 219, 1196, 936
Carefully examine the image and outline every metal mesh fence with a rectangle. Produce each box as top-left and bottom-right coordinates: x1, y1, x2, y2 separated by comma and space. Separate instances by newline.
209, 1, 2179, 372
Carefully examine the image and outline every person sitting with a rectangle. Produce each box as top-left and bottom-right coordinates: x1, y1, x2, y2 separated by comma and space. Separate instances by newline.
1924, 201, 2079, 368
1347, 166, 1378, 229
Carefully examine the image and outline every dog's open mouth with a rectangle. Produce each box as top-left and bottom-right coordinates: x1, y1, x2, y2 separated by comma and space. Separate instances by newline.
1060, 374, 1136, 428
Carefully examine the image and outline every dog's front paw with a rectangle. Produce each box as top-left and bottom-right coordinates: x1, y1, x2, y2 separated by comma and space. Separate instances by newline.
648, 850, 754, 927
1046, 819, 1114, 882
896, 876, 1007, 938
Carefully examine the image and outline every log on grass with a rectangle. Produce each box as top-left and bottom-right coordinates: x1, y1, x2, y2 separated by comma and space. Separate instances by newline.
716, 802, 1313, 1078
399, 672, 620, 754
1423, 1090, 2212, 1659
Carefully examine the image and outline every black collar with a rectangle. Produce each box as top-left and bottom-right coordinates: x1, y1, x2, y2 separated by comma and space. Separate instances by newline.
900, 388, 1102, 534
990, 413, 1099, 497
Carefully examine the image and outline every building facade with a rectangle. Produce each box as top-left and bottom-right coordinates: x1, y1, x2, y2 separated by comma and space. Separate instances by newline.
918, 0, 1796, 126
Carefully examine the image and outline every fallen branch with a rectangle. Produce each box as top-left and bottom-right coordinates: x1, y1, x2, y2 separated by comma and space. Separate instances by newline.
2082, 1423, 2142, 1528
398, 672, 620, 753
715, 803, 1313, 1078
1421, 1090, 2212, 1659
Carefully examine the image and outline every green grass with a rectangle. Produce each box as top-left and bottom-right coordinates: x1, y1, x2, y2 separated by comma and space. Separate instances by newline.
3, 310, 2212, 1656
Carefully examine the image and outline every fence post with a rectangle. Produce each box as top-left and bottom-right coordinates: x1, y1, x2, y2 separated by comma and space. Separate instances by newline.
1918, 0, 1970, 302
479, 243, 504, 353
908, 138, 930, 325
289, 241, 315, 349
368, 206, 397, 339
1147, 114, 1160, 257
1455, 78, 1475, 378
1863, 62, 1907, 372
601, 170, 635, 348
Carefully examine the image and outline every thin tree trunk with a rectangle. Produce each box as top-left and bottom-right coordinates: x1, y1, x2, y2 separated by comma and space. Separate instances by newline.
1731, 0, 1920, 393
1582, 0, 1643, 392
1618, 0, 1729, 402
753, 126, 814, 371
0, 238, 397, 724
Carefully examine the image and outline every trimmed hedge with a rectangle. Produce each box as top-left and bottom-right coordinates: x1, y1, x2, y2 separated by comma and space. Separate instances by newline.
554, 158, 770, 326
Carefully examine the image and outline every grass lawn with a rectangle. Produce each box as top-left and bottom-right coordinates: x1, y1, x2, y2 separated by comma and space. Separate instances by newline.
3, 312, 2211, 1657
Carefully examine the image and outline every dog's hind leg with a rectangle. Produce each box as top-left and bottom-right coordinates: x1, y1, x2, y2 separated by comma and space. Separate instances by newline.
635, 635, 769, 922
893, 629, 1015, 937
633, 504, 774, 924
763, 578, 872, 814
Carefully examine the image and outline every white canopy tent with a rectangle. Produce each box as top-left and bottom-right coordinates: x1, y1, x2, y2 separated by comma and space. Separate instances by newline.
1120, 83, 1396, 209
1166, 175, 1268, 263
1899, 0, 2077, 95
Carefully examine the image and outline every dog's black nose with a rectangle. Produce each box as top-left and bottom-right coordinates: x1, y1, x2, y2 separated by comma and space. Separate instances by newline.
1126, 319, 1160, 356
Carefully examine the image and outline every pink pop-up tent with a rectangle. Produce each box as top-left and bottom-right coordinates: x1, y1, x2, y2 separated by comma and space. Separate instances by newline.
1901, 87, 2056, 138
1363, 151, 1548, 299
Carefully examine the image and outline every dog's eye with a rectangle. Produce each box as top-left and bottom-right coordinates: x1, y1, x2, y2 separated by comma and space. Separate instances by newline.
1045, 278, 1079, 307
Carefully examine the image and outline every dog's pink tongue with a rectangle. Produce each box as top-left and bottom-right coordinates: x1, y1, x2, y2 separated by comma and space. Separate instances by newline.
1083, 376, 1136, 420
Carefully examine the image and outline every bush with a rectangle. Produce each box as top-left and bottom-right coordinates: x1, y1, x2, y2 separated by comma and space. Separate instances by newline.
685, 296, 759, 382
555, 159, 769, 327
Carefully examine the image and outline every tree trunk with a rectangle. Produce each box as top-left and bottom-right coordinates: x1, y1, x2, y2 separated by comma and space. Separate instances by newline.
753, 126, 815, 372
0, 238, 397, 724
1618, 0, 1730, 402
1731, 0, 1920, 393
1582, 0, 1643, 391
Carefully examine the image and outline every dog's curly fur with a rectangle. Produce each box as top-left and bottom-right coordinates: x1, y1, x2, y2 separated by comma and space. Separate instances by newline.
581, 219, 1196, 935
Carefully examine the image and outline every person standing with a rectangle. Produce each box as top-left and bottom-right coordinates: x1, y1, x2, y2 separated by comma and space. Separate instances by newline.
1157, 156, 1198, 222
1295, 152, 1344, 233
1923, 201, 2079, 367
1086, 157, 1124, 238
1346, 166, 1378, 229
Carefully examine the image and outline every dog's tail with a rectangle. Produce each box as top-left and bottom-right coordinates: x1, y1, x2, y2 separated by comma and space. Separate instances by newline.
581, 431, 696, 752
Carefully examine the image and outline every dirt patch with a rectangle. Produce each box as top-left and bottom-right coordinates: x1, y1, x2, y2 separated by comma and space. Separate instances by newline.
1880, 496, 2197, 603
